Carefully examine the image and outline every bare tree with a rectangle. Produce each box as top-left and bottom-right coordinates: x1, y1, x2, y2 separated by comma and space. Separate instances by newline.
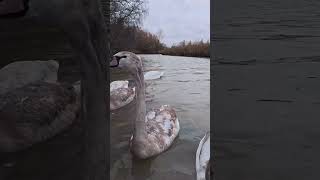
109, 0, 148, 53
110, 0, 147, 26
156, 29, 164, 42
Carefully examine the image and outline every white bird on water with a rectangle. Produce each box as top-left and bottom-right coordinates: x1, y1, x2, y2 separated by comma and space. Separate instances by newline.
72, 80, 136, 111
196, 131, 211, 180
110, 51, 180, 159
110, 80, 136, 111
144, 70, 164, 80
110, 64, 164, 110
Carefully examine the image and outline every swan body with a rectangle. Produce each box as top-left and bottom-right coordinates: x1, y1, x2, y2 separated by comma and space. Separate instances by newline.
110, 80, 136, 111
129, 105, 180, 158
196, 131, 211, 180
0, 60, 58, 95
144, 71, 164, 80
110, 51, 180, 159
0, 82, 80, 152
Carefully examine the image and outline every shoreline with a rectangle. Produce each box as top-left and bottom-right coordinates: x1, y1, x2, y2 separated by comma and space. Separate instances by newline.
137, 53, 210, 59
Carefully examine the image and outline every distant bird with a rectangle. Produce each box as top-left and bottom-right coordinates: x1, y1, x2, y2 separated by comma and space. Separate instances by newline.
196, 131, 211, 180
144, 71, 164, 80
110, 51, 180, 159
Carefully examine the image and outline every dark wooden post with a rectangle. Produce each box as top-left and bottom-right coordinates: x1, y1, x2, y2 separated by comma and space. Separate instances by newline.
81, 0, 110, 179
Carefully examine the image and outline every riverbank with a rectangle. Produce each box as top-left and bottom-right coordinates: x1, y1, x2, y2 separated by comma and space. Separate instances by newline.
159, 40, 210, 58
160, 53, 210, 58
136, 53, 210, 59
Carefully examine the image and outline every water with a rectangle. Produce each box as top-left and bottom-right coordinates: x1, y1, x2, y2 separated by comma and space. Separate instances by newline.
213, 0, 320, 64
110, 55, 210, 180
213, 0, 320, 179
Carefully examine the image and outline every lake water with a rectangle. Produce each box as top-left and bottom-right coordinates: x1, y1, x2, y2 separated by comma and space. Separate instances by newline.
213, 0, 320, 179
213, 0, 320, 64
110, 55, 210, 180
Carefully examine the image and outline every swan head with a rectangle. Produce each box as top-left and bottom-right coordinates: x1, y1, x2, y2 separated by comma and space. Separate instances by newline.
110, 51, 143, 76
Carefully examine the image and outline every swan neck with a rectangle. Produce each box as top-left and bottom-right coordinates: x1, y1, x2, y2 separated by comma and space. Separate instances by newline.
133, 67, 147, 142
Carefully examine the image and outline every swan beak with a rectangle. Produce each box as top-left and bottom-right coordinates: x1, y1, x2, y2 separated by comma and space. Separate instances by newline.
110, 56, 119, 68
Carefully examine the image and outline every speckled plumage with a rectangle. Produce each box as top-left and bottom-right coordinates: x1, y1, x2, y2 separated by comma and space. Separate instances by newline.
0, 82, 80, 152
112, 51, 180, 159
129, 105, 180, 159
110, 80, 136, 111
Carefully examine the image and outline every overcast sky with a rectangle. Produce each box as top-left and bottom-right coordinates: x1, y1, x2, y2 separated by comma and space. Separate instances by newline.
142, 0, 210, 46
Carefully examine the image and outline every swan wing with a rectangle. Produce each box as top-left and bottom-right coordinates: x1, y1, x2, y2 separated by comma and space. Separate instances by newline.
144, 105, 180, 153
196, 131, 210, 180
110, 80, 129, 91
0, 82, 79, 152
110, 86, 136, 111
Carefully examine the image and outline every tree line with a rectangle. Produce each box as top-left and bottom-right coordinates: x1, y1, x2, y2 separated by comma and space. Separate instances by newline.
160, 40, 210, 57
110, 0, 209, 57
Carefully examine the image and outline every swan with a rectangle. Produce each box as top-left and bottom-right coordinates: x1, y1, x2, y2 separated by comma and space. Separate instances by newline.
0, 81, 80, 152
110, 51, 180, 159
0, 60, 82, 152
0, 60, 59, 95
110, 70, 163, 110
196, 131, 211, 180
110, 80, 136, 111
110, 60, 164, 110
75, 79, 136, 111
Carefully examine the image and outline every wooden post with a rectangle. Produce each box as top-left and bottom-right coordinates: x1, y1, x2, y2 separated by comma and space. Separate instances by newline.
81, 0, 109, 179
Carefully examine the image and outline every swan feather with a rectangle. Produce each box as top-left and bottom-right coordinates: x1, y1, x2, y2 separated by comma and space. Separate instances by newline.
110, 80, 136, 111
110, 80, 129, 91
131, 105, 180, 158
196, 131, 211, 180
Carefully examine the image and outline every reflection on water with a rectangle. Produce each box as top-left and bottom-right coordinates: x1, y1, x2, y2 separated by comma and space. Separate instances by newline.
110, 55, 210, 180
